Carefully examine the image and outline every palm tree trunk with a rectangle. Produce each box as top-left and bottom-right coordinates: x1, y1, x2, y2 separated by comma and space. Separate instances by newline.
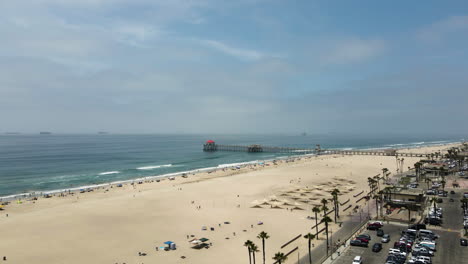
333, 201, 337, 222
248, 248, 252, 264
336, 202, 340, 218
308, 238, 312, 264
252, 251, 256, 264
375, 198, 379, 218
314, 212, 319, 238
325, 222, 329, 256
262, 239, 265, 264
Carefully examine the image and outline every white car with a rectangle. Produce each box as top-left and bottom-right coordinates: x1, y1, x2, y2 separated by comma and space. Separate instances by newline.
352, 256, 362, 264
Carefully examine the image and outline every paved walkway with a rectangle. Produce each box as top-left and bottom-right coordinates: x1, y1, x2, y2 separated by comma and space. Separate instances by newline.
297, 201, 375, 264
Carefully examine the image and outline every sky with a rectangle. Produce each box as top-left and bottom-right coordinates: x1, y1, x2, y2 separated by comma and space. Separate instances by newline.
1, 0, 468, 135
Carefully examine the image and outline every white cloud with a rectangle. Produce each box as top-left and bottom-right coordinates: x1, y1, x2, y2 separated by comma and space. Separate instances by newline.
113, 24, 162, 47
418, 15, 468, 43
321, 38, 385, 65
199, 39, 264, 60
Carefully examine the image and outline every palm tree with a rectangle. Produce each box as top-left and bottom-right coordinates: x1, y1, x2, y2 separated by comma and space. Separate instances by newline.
382, 168, 389, 182
331, 189, 340, 221
367, 177, 377, 195
321, 205, 329, 219
244, 240, 253, 264
425, 178, 432, 189
272, 252, 287, 264
250, 243, 259, 264
373, 175, 381, 192
321, 198, 329, 215
312, 206, 321, 238
414, 162, 422, 182
304, 233, 316, 264
373, 194, 380, 218
321, 215, 333, 256
257, 231, 269, 264
441, 179, 446, 191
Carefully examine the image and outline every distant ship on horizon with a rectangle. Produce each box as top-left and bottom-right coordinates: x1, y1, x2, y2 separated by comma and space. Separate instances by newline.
4, 132, 21, 135
98, 131, 109, 135
39, 132, 52, 135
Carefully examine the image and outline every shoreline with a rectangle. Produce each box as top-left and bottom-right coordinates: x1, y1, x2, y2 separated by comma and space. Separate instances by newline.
1, 140, 461, 202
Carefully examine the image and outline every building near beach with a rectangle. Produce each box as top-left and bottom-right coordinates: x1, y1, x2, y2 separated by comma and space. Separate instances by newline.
383, 188, 425, 210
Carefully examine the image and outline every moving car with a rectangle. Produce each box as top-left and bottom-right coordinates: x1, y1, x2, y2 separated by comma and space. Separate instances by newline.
372, 243, 382, 252
461, 238, 468, 246
382, 234, 390, 243
352, 256, 362, 264
377, 229, 384, 237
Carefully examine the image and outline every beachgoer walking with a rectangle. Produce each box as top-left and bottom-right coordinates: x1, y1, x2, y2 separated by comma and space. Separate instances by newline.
3, 256, 6, 261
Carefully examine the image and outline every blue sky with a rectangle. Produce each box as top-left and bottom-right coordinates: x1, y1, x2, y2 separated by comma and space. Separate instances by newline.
1, 0, 468, 135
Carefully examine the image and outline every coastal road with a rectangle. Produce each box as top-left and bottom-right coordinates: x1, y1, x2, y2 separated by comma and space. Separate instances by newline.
428, 189, 468, 264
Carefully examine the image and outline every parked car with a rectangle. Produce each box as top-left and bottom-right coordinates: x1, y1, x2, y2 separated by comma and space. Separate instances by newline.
386, 254, 406, 264
367, 222, 383, 230
356, 237, 370, 243
350, 240, 368, 247
372, 243, 382, 252
356, 234, 371, 240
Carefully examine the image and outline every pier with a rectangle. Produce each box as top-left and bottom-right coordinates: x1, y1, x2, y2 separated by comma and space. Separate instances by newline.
203, 140, 425, 157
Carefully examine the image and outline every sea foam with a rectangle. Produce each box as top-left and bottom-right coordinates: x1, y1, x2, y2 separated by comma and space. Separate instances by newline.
98, 171, 120, 175
137, 164, 172, 170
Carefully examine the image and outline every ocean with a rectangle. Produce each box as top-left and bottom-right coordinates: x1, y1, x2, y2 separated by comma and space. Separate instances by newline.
0, 134, 462, 198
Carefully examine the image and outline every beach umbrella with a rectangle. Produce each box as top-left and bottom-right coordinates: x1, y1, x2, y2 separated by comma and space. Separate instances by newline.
164, 241, 174, 245
199, 238, 209, 242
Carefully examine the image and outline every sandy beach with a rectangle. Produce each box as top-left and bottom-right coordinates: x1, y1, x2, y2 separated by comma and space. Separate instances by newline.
0, 143, 459, 264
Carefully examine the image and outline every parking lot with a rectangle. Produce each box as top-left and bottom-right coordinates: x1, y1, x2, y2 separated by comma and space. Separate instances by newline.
332, 188, 468, 264
333, 222, 406, 264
